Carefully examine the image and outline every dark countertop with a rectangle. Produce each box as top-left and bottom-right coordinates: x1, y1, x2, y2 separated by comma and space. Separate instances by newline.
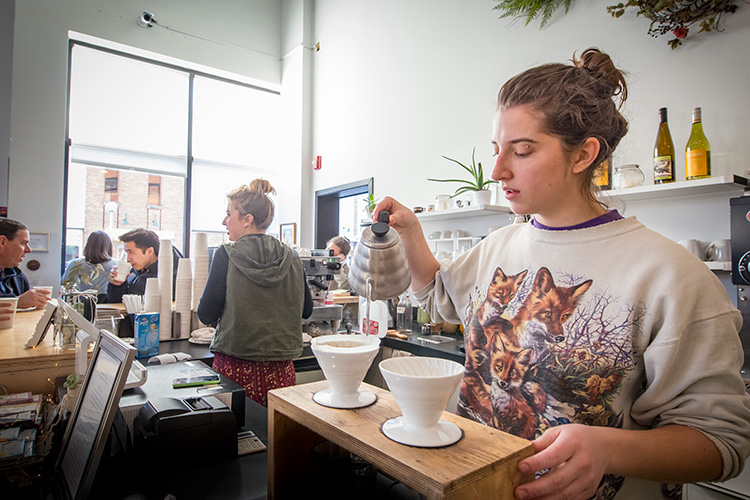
157, 324, 466, 371
381, 330, 465, 364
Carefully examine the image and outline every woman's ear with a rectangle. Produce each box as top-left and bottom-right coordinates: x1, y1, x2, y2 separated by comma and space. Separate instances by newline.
572, 137, 601, 174
244, 213, 255, 228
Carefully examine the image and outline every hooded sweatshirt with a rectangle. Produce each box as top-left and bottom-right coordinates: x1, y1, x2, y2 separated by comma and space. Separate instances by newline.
200, 234, 306, 361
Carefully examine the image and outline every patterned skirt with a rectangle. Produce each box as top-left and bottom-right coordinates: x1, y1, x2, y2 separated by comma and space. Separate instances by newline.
212, 352, 296, 407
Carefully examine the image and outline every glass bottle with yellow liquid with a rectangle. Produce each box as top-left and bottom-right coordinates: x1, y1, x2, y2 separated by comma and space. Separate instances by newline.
685, 107, 711, 180
653, 107, 675, 183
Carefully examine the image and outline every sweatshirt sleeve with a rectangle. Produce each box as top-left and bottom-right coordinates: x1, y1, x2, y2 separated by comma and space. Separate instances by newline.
197, 245, 229, 326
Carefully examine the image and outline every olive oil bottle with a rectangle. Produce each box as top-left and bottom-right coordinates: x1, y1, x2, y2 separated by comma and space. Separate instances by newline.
653, 108, 675, 183
685, 107, 711, 180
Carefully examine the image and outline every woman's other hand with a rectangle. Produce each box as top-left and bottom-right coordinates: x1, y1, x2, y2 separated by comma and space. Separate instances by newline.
515, 424, 609, 500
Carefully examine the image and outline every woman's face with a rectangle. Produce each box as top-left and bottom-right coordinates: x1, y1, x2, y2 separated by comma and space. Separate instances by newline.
327, 243, 343, 258
223, 202, 249, 242
491, 105, 596, 227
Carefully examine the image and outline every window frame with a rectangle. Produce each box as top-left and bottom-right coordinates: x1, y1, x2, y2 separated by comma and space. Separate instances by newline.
62, 40, 280, 273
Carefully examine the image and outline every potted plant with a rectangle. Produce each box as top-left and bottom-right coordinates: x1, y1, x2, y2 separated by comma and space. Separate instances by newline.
362, 193, 380, 218
428, 148, 497, 206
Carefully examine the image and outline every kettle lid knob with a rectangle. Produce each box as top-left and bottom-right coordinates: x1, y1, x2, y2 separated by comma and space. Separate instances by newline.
371, 211, 391, 237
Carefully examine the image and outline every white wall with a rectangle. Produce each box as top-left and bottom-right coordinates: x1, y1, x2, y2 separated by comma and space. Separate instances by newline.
0, 0, 13, 209
8, 0, 285, 287
309, 0, 750, 241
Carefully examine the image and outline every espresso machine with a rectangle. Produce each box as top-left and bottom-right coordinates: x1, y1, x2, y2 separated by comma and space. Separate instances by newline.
301, 250, 343, 335
729, 196, 750, 372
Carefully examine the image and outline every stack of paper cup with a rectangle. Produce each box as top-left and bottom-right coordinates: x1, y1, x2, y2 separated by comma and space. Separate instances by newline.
192, 233, 210, 311
144, 278, 160, 313
158, 239, 173, 341
175, 258, 192, 339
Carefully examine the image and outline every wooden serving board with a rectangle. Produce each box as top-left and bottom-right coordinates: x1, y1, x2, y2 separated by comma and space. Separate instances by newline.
268, 380, 534, 499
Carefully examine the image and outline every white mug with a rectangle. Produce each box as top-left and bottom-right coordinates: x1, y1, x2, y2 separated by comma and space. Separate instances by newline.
678, 239, 703, 259
705, 239, 731, 262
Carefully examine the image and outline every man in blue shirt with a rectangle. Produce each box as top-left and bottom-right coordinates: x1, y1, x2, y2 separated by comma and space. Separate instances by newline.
0, 218, 49, 310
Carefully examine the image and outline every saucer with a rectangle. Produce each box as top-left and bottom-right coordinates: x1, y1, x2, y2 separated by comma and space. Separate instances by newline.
312, 388, 377, 409
188, 337, 212, 345
381, 417, 463, 448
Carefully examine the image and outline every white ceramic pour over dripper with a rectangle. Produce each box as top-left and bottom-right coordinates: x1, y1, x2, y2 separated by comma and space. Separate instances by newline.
379, 357, 464, 447
311, 334, 381, 409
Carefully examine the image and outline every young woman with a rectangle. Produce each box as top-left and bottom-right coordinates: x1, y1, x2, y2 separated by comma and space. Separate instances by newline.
376, 48, 750, 499
198, 179, 313, 406
326, 235, 351, 290
61, 230, 116, 302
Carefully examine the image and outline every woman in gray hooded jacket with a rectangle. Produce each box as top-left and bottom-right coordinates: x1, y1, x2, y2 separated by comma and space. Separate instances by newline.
198, 179, 313, 406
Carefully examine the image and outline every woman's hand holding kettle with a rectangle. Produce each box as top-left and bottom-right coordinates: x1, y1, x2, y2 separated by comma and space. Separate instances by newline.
372, 196, 440, 291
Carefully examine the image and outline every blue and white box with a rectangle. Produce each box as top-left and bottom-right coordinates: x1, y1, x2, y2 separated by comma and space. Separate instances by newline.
134, 313, 160, 358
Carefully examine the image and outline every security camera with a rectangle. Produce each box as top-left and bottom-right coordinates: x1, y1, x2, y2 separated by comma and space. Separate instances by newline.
137, 11, 156, 28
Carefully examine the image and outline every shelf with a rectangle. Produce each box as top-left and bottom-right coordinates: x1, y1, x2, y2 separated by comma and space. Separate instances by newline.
416, 204, 512, 222
601, 175, 749, 202
705, 261, 731, 272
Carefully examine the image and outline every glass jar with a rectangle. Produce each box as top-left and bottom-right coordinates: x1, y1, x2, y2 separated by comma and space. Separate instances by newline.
434, 194, 453, 211
612, 164, 645, 190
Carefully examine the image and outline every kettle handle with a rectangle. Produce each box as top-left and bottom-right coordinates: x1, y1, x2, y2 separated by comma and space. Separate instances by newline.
372, 211, 391, 237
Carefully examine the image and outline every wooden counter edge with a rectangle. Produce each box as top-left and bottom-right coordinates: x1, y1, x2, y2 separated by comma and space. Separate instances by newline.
267, 381, 535, 499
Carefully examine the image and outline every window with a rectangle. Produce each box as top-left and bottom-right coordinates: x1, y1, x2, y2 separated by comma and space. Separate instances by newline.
65, 42, 281, 266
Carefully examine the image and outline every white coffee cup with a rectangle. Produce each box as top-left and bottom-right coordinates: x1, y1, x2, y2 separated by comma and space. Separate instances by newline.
115, 260, 132, 282
33, 286, 53, 299
705, 239, 731, 262
678, 239, 703, 259
0, 297, 19, 329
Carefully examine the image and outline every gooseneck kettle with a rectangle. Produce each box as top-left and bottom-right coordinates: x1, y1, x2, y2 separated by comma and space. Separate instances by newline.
349, 210, 411, 301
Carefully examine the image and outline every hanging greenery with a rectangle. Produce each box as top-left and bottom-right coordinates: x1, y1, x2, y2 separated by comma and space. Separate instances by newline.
492, 0, 740, 49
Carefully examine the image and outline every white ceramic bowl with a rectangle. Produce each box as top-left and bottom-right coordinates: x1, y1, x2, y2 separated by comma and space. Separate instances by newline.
379, 357, 464, 447
311, 334, 380, 408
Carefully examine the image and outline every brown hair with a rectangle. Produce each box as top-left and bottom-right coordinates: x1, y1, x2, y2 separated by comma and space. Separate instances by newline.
83, 231, 113, 265
497, 47, 628, 207
228, 178, 276, 231
119, 228, 160, 256
0, 218, 28, 240
326, 236, 351, 257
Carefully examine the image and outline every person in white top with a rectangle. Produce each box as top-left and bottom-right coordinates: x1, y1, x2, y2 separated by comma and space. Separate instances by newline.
375, 48, 750, 499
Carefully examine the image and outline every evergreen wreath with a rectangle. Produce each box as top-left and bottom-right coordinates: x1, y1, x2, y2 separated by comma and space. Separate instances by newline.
492, 0, 740, 49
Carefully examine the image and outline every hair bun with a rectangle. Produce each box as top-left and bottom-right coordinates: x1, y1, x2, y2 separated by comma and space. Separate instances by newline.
574, 47, 627, 106
248, 178, 276, 196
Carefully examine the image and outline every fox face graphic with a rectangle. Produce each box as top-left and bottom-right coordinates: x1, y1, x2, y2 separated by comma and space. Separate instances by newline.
511, 267, 592, 348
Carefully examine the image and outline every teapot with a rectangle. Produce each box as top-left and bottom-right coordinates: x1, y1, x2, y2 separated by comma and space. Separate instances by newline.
349, 211, 411, 301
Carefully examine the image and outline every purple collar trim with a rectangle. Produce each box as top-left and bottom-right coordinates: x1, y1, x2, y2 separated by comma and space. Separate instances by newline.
531, 210, 623, 231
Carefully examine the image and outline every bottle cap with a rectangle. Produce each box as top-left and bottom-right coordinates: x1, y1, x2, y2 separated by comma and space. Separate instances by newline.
692, 107, 702, 122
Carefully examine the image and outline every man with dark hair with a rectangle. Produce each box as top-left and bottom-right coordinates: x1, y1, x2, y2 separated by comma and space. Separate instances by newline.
107, 228, 160, 303
0, 218, 49, 309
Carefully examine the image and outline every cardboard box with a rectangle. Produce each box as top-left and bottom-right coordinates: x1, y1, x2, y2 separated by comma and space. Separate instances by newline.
134, 313, 159, 359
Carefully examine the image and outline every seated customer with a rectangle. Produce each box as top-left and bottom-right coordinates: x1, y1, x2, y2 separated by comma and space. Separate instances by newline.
326, 235, 351, 290
106, 228, 160, 303
61, 231, 116, 303
0, 218, 48, 309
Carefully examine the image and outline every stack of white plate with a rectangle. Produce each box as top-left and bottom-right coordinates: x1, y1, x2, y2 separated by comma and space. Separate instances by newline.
175, 257, 192, 339
143, 278, 160, 313
158, 239, 173, 341
192, 232, 210, 326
